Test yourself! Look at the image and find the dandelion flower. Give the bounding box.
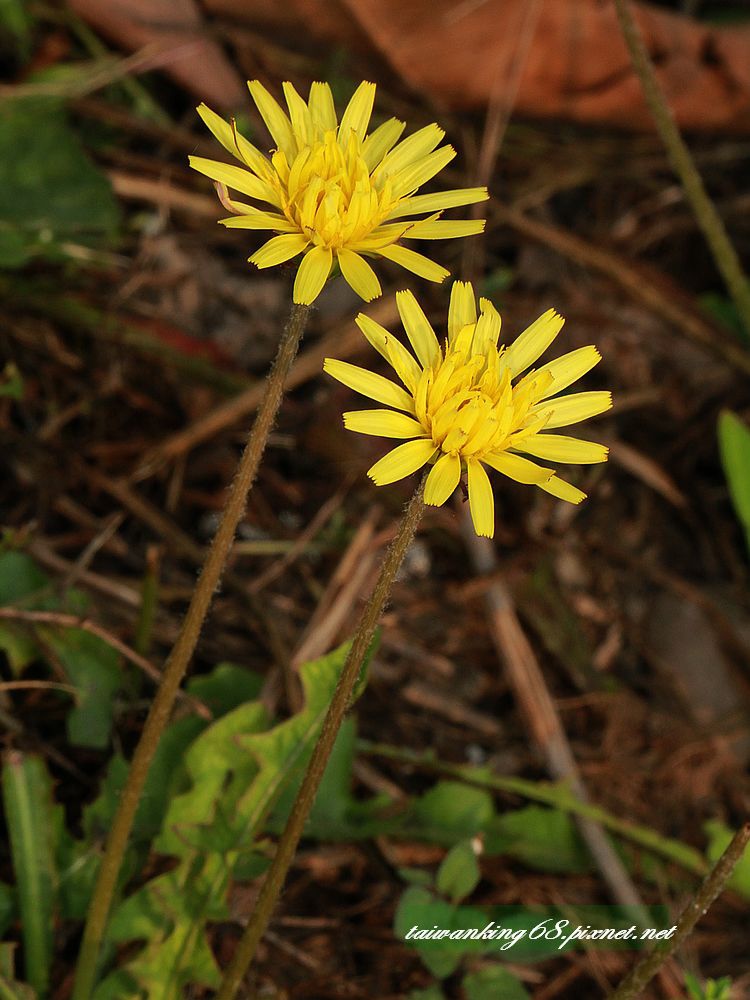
[324,282,612,537]
[189,81,488,305]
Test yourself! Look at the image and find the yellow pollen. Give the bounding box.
[422,343,536,460]
[271,129,397,250]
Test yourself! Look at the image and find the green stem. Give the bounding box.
[216,479,427,999]
[613,0,750,337]
[607,823,750,1000]
[72,301,311,1000]
[357,741,708,877]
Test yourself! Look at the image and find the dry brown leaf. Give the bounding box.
[68,0,245,107]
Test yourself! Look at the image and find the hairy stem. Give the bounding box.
[72,301,311,1000]
[608,823,750,1000]
[614,0,750,336]
[216,479,427,999]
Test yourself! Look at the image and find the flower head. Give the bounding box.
[189,81,488,305]
[324,283,612,537]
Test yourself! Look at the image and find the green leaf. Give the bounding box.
[401,782,494,845]
[0,0,33,61]
[0,551,48,604]
[718,410,750,557]
[186,662,263,717]
[704,820,750,899]
[0,624,38,677]
[0,363,23,400]
[0,884,14,938]
[1,753,56,997]
[0,100,119,269]
[484,805,590,874]
[436,840,481,904]
[463,966,530,1000]
[44,628,121,748]
[395,886,466,978]
[105,640,373,996]
[407,987,446,1000]
[684,972,733,1000]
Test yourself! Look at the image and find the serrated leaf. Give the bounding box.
[1,753,56,997]
[106,640,372,997]
[718,410,750,557]
[186,662,263,717]
[436,840,480,904]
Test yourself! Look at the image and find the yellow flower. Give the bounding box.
[324,283,612,537]
[189,81,488,305]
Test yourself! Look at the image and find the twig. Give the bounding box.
[463,0,542,283]
[493,202,750,377]
[215,479,427,999]
[132,297,399,481]
[357,740,708,878]
[0,608,209,719]
[249,484,351,594]
[107,170,220,219]
[607,823,750,1000]
[613,0,750,337]
[72,302,311,1000]
[458,507,650,921]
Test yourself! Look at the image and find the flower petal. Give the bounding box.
[188,156,280,207]
[520,434,609,464]
[395,290,441,369]
[343,409,425,438]
[537,346,602,399]
[424,452,461,506]
[355,314,421,393]
[248,80,296,158]
[249,233,308,268]
[323,359,416,412]
[404,219,485,240]
[362,118,405,170]
[337,249,382,302]
[533,391,613,428]
[376,124,445,177]
[308,81,337,131]
[540,476,587,504]
[467,459,495,538]
[220,210,298,232]
[339,81,376,141]
[391,146,456,197]
[448,282,477,340]
[483,452,553,484]
[293,245,333,304]
[378,244,449,283]
[471,300,502,355]
[368,439,437,486]
[283,81,313,146]
[387,186,489,220]
[195,104,271,178]
[504,309,565,376]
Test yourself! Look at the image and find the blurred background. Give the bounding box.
[2,1,750,998]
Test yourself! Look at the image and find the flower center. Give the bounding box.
[269,130,397,250]
[418,340,546,461]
